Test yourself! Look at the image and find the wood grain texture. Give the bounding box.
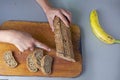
[0,21,82,77]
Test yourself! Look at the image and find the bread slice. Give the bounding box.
[41,55,53,75]
[3,51,18,68]
[53,16,75,62]
[26,54,38,72]
[32,49,44,69]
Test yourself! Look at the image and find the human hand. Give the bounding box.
[0,30,51,52]
[45,8,72,31]
[36,0,72,31]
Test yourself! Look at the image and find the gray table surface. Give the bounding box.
[0,0,120,80]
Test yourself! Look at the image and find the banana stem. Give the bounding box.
[115,40,120,44]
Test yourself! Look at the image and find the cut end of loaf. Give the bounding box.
[41,55,53,75]
[32,49,44,69]
[26,54,38,72]
[3,51,18,68]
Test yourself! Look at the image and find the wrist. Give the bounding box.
[36,0,52,13]
[43,5,52,13]
[0,30,10,43]
[0,30,16,43]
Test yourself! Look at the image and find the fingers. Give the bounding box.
[46,8,72,31]
[14,42,35,52]
[56,9,72,27]
[10,30,51,53]
[15,43,26,52]
[57,11,70,27]
[27,43,35,51]
[29,47,34,51]
[48,19,54,32]
[60,9,72,24]
[14,40,51,53]
[35,40,51,52]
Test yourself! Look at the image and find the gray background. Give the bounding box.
[0,0,120,80]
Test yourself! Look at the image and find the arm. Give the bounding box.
[36,0,51,13]
[36,0,72,31]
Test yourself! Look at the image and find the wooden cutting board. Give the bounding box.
[0,21,82,77]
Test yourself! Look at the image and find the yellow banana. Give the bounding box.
[90,9,120,44]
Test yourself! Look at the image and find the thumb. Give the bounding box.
[48,19,54,32]
[35,40,51,52]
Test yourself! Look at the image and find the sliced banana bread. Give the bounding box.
[3,51,18,68]
[32,49,44,69]
[41,55,53,75]
[26,54,38,72]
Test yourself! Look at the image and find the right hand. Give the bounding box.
[0,30,51,52]
[45,8,72,32]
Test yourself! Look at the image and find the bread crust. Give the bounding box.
[53,16,75,62]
